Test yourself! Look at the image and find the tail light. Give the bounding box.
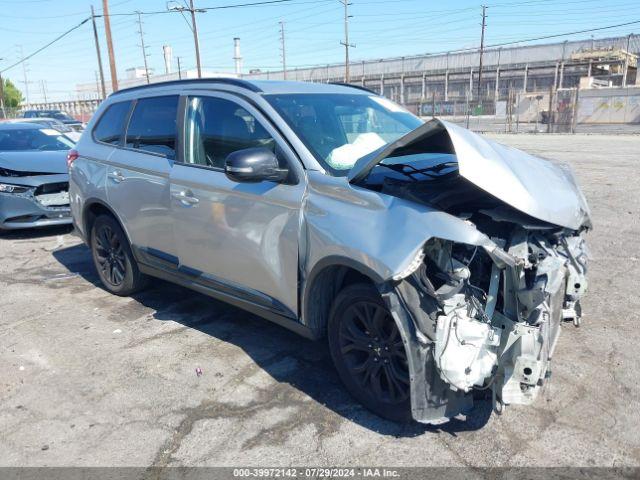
[67,149,79,168]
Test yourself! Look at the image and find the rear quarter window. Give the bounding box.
[93,101,132,145]
[125,96,179,158]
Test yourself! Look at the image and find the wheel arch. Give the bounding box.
[82,198,133,248]
[302,256,383,338]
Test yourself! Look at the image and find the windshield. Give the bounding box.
[266,93,423,175]
[0,128,75,151]
[50,112,75,122]
[34,111,74,122]
[31,119,71,132]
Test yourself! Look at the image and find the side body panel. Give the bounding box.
[69,138,113,239]
[106,148,177,261]
[170,167,304,317]
[170,91,307,317]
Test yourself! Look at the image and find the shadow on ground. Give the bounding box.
[52,242,493,437]
[0,224,73,240]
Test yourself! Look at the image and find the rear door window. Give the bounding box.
[125,96,179,158]
[93,101,132,145]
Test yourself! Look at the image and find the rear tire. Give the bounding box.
[328,283,412,422]
[90,214,147,296]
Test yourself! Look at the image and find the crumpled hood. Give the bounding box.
[348,118,591,230]
[0,150,69,175]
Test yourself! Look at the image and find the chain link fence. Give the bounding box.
[0,107,22,119]
[415,86,640,134]
[3,83,639,135]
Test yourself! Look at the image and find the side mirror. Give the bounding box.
[224,147,288,183]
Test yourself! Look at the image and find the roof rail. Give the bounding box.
[328,82,378,95]
[110,78,262,97]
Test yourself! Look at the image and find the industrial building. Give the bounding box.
[25,34,640,128]
[245,34,640,116]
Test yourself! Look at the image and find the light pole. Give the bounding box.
[0,58,5,118]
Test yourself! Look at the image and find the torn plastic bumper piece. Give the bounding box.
[379,281,473,424]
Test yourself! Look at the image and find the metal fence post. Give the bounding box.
[547,85,555,133]
[432,91,436,117]
[465,92,470,129]
[571,87,580,134]
[515,92,520,133]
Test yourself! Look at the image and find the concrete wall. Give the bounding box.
[576,87,640,124]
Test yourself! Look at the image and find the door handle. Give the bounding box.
[108,170,125,183]
[171,190,199,206]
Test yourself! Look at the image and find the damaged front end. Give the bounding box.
[383,228,588,424]
[350,119,591,423]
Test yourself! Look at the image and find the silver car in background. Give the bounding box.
[0,122,74,230]
[22,109,85,133]
[5,117,83,142]
[69,79,590,424]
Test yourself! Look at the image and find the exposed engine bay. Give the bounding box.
[352,119,590,423]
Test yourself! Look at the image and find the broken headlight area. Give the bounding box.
[386,228,589,424]
[0,183,31,194]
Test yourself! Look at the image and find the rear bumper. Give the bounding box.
[0,192,71,230]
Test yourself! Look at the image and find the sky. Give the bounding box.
[1,0,640,102]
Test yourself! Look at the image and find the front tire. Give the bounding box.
[90,214,147,296]
[328,283,412,422]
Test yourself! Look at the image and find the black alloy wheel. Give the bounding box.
[90,214,147,296]
[94,223,126,287]
[329,283,412,422]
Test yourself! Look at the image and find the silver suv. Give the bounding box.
[69,79,590,424]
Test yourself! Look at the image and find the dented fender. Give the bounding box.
[301,171,516,286]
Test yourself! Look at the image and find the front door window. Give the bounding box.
[184,96,276,169]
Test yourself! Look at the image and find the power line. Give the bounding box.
[94,0,298,17]
[347,18,640,61]
[484,18,640,49]
[0,17,90,74]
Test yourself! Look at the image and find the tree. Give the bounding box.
[2,78,24,109]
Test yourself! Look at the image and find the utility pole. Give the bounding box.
[190,0,202,78]
[477,5,487,104]
[339,0,355,83]
[102,0,119,92]
[17,45,30,108]
[623,33,632,87]
[95,71,101,99]
[91,5,107,99]
[167,1,204,78]
[177,56,182,79]
[40,80,48,104]
[0,58,5,118]
[136,12,150,84]
[279,21,287,80]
